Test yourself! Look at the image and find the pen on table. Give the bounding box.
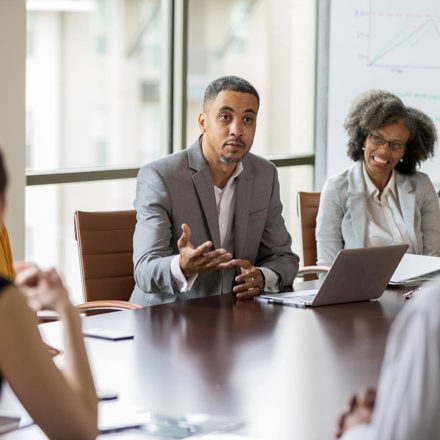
[403,288,421,300]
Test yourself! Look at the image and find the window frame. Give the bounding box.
[25,0,317,188]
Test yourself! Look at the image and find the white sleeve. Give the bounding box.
[316,177,345,267]
[341,424,371,440]
[170,255,198,292]
[259,267,279,293]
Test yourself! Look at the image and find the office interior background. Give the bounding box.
[1,0,440,303]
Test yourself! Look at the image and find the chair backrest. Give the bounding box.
[74,210,136,302]
[297,191,321,268]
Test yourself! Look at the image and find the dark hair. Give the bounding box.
[203,76,260,110]
[344,89,437,174]
[0,149,8,198]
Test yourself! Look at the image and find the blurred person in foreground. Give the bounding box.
[0,149,98,439]
[316,89,440,267]
[336,278,440,439]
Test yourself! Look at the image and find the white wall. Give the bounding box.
[0,0,26,259]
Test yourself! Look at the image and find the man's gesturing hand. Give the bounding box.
[178,223,233,279]
[232,259,265,299]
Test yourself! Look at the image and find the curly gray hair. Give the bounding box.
[344,89,437,174]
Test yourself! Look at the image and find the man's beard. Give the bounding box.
[220,154,242,164]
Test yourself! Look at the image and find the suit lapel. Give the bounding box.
[188,142,221,249]
[396,173,418,252]
[234,166,252,258]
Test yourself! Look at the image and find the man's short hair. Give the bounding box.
[203,76,260,110]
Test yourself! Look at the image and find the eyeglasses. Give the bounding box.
[368,132,406,152]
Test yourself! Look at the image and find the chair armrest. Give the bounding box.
[297,265,330,277]
[75,300,142,312]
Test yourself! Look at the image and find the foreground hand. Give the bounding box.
[178,224,233,278]
[231,259,264,299]
[335,387,376,438]
[16,266,70,313]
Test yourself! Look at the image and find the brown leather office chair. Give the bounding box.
[74,210,142,312]
[296,191,329,280]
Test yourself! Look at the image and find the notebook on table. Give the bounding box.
[389,253,440,285]
[257,244,408,308]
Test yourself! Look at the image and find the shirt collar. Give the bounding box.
[223,161,243,190]
[214,161,243,192]
[231,161,244,179]
[362,162,396,198]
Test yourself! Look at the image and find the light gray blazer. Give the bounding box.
[130,140,299,306]
[316,161,440,267]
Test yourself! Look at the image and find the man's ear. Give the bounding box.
[198,112,206,133]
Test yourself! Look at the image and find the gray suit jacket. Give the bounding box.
[130,140,299,306]
[316,161,440,267]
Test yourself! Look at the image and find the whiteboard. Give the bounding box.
[327,0,440,188]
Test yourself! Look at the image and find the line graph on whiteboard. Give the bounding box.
[366,0,440,69]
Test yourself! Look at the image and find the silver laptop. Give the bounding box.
[258,244,408,308]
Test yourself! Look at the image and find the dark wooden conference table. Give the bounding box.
[3,281,413,439]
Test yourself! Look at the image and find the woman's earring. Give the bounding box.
[362,147,365,151]
[400,158,404,162]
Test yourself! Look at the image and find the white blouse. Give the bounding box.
[363,164,414,253]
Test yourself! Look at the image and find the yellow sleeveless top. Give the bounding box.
[0,225,15,279]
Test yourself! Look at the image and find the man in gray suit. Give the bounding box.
[130,76,299,306]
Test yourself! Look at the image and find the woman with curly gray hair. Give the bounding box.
[316,89,440,267]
